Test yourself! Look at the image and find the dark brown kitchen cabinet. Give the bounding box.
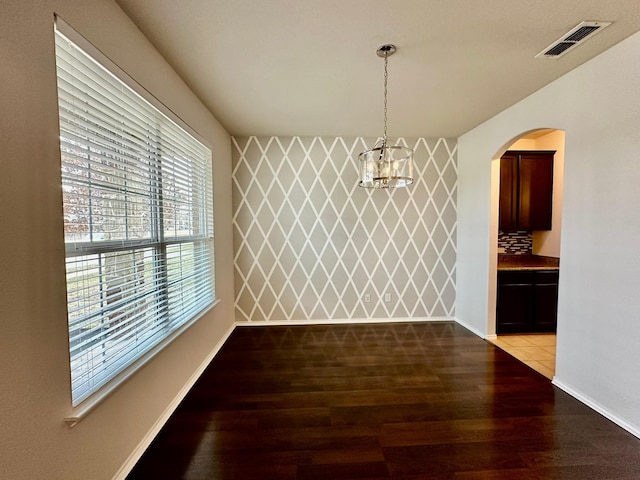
[533,271,559,332]
[499,151,554,230]
[496,269,558,334]
[496,271,534,333]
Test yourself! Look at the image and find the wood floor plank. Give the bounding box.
[127,322,640,479]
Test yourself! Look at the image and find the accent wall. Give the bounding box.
[232,136,457,322]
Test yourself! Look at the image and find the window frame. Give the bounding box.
[55,17,217,422]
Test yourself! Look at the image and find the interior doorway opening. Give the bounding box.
[486,128,565,379]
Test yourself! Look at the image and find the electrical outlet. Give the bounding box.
[384,293,392,303]
[364,293,371,303]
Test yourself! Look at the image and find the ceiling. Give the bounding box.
[115,0,640,138]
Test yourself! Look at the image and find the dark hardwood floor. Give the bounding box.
[127,322,640,479]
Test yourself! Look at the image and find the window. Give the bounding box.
[55,24,215,406]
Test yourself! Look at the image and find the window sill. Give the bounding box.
[64,299,220,428]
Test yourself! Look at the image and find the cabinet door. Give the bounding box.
[496,271,534,334]
[499,154,518,230]
[533,271,559,332]
[518,153,554,230]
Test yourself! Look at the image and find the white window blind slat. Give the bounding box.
[56,70,159,150]
[55,26,215,406]
[58,109,155,162]
[56,84,156,148]
[56,52,160,133]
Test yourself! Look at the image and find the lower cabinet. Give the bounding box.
[497,270,558,334]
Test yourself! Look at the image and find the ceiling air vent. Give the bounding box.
[536,21,612,59]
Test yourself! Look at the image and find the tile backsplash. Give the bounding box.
[498,230,532,254]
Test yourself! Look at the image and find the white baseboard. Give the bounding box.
[453,317,486,339]
[113,323,236,480]
[234,317,455,327]
[552,377,640,440]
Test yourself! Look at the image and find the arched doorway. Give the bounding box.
[486,128,565,379]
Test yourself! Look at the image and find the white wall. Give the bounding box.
[457,31,640,435]
[0,1,234,479]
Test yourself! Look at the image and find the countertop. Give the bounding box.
[497,254,560,271]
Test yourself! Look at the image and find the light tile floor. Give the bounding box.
[489,334,556,379]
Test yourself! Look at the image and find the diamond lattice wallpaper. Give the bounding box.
[232,136,457,322]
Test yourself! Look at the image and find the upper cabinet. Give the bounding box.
[499,150,555,230]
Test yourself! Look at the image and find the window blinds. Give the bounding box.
[55,27,215,405]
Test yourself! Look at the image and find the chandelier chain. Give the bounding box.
[383,52,388,145]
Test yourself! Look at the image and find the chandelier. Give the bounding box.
[358,44,414,188]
